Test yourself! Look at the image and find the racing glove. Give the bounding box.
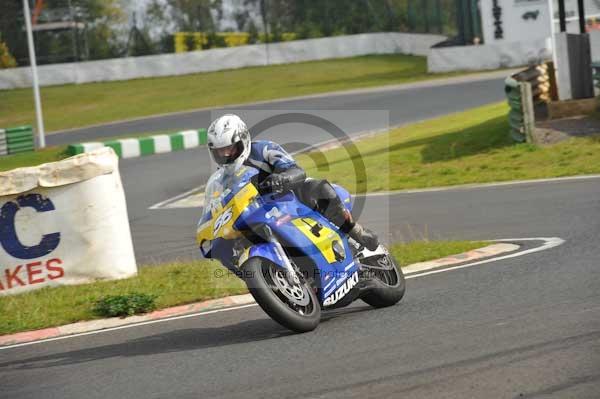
[259,167,306,194]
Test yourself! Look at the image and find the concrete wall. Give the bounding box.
[428,38,552,73]
[0,32,445,90]
[428,32,600,74]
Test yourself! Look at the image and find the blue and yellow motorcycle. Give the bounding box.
[197,166,405,332]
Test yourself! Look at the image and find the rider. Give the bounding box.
[206,114,379,251]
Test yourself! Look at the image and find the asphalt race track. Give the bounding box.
[1,177,599,398]
[2,75,599,398]
[46,72,508,146]
[55,73,508,264]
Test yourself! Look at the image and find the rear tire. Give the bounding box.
[242,257,321,333]
[361,252,406,308]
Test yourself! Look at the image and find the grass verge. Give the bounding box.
[0,146,70,172]
[0,55,468,132]
[0,240,485,335]
[297,102,600,193]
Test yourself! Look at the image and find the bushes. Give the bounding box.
[93,292,157,317]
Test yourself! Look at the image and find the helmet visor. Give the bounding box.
[211,141,244,165]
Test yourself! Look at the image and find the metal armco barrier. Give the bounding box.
[0,126,35,155]
[505,78,535,143]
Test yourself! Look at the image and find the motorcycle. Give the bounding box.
[197,165,405,332]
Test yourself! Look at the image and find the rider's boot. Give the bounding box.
[340,210,380,251]
[347,223,380,251]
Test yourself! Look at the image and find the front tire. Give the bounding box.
[361,252,406,308]
[242,257,321,333]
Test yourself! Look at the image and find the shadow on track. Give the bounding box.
[0,305,373,371]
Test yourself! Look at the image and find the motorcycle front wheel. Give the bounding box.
[242,257,321,333]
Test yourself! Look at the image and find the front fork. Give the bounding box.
[235,224,301,286]
[270,236,302,285]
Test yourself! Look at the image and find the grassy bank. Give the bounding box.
[298,102,600,193]
[0,240,485,335]
[0,145,70,172]
[0,55,465,133]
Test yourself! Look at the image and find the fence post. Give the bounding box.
[520,82,535,144]
[505,77,525,142]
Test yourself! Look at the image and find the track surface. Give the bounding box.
[101,75,505,264]
[1,178,599,398]
[2,76,599,398]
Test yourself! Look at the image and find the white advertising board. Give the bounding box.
[0,148,137,296]
[481,0,553,44]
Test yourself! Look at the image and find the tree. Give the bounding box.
[161,0,222,32]
[247,20,259,44]
[145,0,224,50]
[145,0,176,53]
[0,0,125,64]
[125,12,155,57]
[233,9,250,31]
[0,0,28,65]
[0,33,17,68]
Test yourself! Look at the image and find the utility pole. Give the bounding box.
[23,0,46,148]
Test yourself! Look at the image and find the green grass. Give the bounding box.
[0,145,70,172]
[0,260,247,335]
[297,102,600,193]
[0,55,466,132]
[390,240,487,266]
[0,240,485,335]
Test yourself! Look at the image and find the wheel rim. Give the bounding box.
[267,264,312,311]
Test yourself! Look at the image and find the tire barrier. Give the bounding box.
[504,63,554,143]
[505,77,535,143]
[511,63,552,104]
[0,126,35,156]
[0,147,137,296]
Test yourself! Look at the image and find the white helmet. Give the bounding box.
[207,114,251,174]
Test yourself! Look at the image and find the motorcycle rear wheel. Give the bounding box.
[361,252,406,308]
[242,257,321,333]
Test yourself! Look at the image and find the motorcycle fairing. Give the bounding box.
[197,165,361,304]
[240,195,359,303]
[238,243,285,269]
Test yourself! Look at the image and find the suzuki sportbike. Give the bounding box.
[197,166,405,332]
